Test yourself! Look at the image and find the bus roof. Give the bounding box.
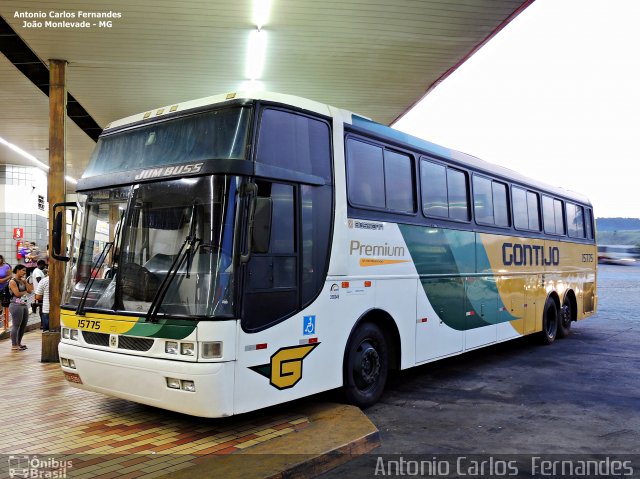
[103,91,592,207]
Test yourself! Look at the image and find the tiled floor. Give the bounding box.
[1,329,310,478]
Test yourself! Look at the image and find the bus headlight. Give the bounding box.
[165,341,178,355]
[62,328,70,339]
[61,358,69,367]
[181,380,196,392]
[166,377,181,389]
[70,329,79,341]
[180,342,195,356]
[202,342,223,359]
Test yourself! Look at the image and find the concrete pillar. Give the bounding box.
[42,59,67,362]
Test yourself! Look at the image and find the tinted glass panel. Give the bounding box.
[542,195,555,233]
[257,109,331,181]
[347,139,385,208]
[421,160,447,218]
[301,184,332,306]
[448,168,469,221]
[270,184,295,253]
[85,107,251,177]
[492,182,509,227]
[567,203,585,238]
[585,208,593,239]
[512,187,528,230]
[527,191,540,231]
[554,199,565,235]
[473,176,494,224]
[384,150,414,212]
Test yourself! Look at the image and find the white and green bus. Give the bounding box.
[55,92,597,417]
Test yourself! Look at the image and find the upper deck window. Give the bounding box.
[473,175,509,227]
[566,202,586,238]
[542,195,566,235]
[256,109,332,182]
[512,186,540,231]
[420,159,469,221]
[346,138,415,213]
[84,106,251,178]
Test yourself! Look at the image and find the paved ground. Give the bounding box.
[319,264,640,477]
[2,264,638,478]
[1,330,377,479]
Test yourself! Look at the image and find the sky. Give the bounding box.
[394,0,640,219]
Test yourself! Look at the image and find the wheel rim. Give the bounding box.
[561,303,571,328]
[546,305,557,337]
[353,340,380,390]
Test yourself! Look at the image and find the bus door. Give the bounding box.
[524,274,542,334]
[415,278,464,362]
[465,276,498,349]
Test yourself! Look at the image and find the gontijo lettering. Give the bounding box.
[502,242,560,266]
[350,240,405,257]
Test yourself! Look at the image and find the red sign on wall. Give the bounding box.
[13,227,24,240]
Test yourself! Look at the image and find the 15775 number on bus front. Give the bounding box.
[77,319,101,330]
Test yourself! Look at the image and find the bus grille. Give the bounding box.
[81,331,154,351]
[118,336,154,351]
[82,331,110,347]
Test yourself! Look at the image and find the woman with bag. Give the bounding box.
[9,264,33,351]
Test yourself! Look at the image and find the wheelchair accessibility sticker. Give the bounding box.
[303,315,316,335]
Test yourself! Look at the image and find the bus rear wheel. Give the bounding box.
[343,322,388,409]
[557,297,573,338]
[539,297,558,345]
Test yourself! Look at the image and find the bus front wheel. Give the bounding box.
[539,297,558,345]
[343,322,388,409]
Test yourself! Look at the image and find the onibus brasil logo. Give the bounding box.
[8,455,73,478]
[250,343,320,390]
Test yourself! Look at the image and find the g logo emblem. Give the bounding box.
[250,343,320,390]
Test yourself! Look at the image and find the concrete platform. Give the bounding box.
[1,329,379,478]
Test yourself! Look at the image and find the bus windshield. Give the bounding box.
[83,106,251,177]
[64,175,239,318]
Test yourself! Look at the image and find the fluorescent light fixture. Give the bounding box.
[0,136,49,170]
[0,136,79,184]
[239,80,265,92]
[253,0,272,30]
[246,28,267,80]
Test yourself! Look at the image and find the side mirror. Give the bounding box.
[51,202,77,261]
[252,197,272,254]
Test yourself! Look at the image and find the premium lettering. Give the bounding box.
[502,242,560,266]
[350,240,405,257]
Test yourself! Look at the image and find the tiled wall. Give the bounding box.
[0,165,49,267]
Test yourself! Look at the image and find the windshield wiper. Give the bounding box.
[146,205,200,323]
[76,242,113,316]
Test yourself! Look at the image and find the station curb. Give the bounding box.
[162,402,380,479]
[0,316,41,340]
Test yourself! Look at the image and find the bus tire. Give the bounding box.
[539,297,558,345]
[557,297,572,338]
[343,322,388,409]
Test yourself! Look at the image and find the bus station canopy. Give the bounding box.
[0,0,532,183]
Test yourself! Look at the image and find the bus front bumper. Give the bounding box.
[58,342,235,418]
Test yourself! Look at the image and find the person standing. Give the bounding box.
[0,255,11,318]
[30,260,46,320]
[35,274,50,332]
[9,264,33,351]
[24,241,39,276]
